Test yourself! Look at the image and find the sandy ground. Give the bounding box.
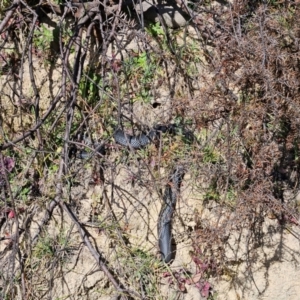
[1,16,300,300]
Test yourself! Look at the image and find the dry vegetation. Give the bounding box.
[1,0,300,299]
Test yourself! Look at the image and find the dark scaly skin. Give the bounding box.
[77,144,106,159]
[113,125,186,263]
[158,166,185,263]
[79,125,186,263]
[157,185,174,263]
[78,124,194,157]
[113,129,156,148]
[113,124,182,149]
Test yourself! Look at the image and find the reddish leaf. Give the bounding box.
[200,281,211,298]
[3,157,15,172]
[289,217,299,225]
[178,281,186,292]
[8,210,15,218]
[162,272,171,278]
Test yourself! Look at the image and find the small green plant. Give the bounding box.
[237,91,253,105]
[124,51,159,103]
[186,62,198,77]
[79,72,102,103]
[33,230,74,263]
[146,22,177,53]
[19,185,31,202]
[267,0,287,8]
[133,52,155,76]
[277,11,295,30]
[33,24,54,51]
[204,187,220,202]
[122,248,161,298]
[33,235,55,259]
[202,146,222,164]
[0,0,11,16]
[147,22,165,38]
[225,187,237,207]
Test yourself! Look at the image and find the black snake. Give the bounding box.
[75,124,189,263]
[113,124,179,148]
[157,166,184,263]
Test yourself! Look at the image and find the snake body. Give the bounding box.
[76,144,106,160]
[77,124,187,263]
[158,166,185,263]
[113,126,186,262]
[113,128,156,148]
[113,124,178,148]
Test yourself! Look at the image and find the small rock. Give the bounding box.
[135,2,190,29]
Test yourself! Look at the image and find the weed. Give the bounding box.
[33,235,55,259]
[33,24,54,51]
[123,51,160,103]
[202,146,222,164]
[120,248,161,299]
[33,229,74,264]
[79,72,103,103]
[267,0,288,8]
[147,22,165,38]
[204,185,220,202]
[225,187,237,207]
[0,0,11,15]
